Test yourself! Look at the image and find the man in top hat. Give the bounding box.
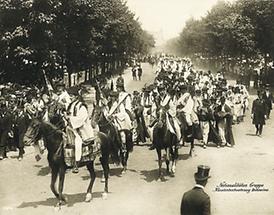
[181,165,211,215]
[262,84,273,119]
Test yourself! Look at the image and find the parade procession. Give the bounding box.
[1,0,274,215]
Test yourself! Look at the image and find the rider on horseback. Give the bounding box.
[177,85,199,139]
[66,87,95,173]
[149,85,181,150]
[107,83,133,131]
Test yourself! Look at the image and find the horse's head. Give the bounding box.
[157,107,166,128]
[23,118,42,146]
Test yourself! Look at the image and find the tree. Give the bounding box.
[0,0,155,84]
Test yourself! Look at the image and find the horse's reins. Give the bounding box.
[97,110,115,127]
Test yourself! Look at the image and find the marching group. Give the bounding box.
[1,55,273,164]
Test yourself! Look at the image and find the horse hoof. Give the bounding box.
[122,169,126,174]
[55,202,62,210]
[102,192,108,200]
[85,193,92,202]
[172,166,176,173]
[170,170,175,176]
[61,196,68,203]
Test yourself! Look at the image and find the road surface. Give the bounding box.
[1,63,274,215]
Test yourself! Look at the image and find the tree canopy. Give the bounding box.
[0,0,155,84]
[172,0,274,61]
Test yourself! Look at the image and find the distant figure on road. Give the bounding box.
[137,64,143,81]
[262,84,273,119]
[132,66,137,80]
[180,165,211,215]
[252,90,267,136]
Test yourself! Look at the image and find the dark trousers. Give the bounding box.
[255,124,263,135]
[0,130,9,158]
[266,107,271,119]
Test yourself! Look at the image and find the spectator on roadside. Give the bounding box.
[180,165,211,215]
[252,90,267,136]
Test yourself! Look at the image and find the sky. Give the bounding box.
[126,0,235,45]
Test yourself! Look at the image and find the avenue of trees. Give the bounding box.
[0,0,155,85]
[167,0,274,69]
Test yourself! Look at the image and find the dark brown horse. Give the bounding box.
[152,108,178,180]
[23,118,117,208]
[92,105,133,174]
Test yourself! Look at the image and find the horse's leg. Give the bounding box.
[100,156,109,199]
[156,148,162,180]
[122,151,129,174]
[189,139,194,157]
[57,166,67,205]
[121,146,128,174]
[50,167,59,199]
[171,146,177,175]
[165,148,170,175]
[85,161,95,202]
[120,131,128,174]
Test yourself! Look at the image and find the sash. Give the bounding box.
[108,93,129,116]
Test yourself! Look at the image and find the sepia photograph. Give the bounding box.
[0,0,274,214]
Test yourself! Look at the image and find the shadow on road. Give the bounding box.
[17,192,104,208]
[81,167,137,181]
[177,154,190,161]
[37,166,51,176]
[245,133,257,136]
[140,169,169,183]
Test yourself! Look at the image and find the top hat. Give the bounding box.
[194,165,211,181]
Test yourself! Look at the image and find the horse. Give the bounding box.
[23,117,118,208]
[152,108,178,180]
[92,105,133,174]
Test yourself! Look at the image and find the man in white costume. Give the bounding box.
[56,83,71,110]
[108,83,133,131]
[177,87,198,127]
[161,88,181,144]
[66,88,94,173]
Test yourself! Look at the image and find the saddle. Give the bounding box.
[63,127,101,167]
